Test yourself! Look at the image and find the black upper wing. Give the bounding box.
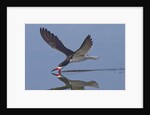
[40,28,74,56]
[73,35,93,56]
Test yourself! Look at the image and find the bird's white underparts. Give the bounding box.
[40,27,99,73]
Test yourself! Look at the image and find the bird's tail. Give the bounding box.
[88,56,100,60]
[86,81,99,88]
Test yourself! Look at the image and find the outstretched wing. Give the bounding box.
[74,35,93,56]
[40,28,74,56]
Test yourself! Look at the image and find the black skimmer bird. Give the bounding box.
[51,73,99,90]
[40,28,99,73]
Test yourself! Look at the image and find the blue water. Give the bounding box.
[25,24,125,90]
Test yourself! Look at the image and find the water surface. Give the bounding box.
[25,24,125,90]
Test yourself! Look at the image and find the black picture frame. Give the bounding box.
[1,0,148,112]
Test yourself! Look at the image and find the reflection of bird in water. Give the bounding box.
[40,28,99,73]
[50,73,99,90]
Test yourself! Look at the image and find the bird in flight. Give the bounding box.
[40,27,99,73]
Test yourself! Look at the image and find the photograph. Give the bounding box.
[25,24,125,90]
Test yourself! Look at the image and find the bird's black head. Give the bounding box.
[58,56,72,67]
[58,60,69,67]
